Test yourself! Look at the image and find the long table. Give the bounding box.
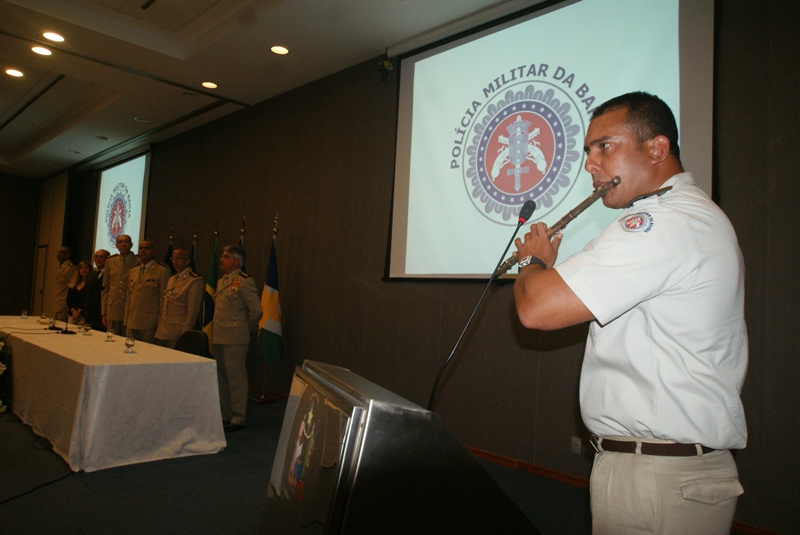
[1,316,226,472]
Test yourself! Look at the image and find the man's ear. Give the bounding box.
[648,135,671,163]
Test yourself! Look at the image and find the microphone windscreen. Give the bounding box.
[518,200,536,224]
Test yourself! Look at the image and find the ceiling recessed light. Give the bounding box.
[5,69,23,77]
[201,82,218,89]
[134,116,150,123]
[32,46,52,56]
[271,45,289,55]
[43,32,65,42]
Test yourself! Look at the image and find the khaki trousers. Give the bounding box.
[126,327,156,344]
[590,448,743,534]
[213,344,249,425]
[107,320,126,336]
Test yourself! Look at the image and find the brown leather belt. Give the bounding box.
[595,437,715,457]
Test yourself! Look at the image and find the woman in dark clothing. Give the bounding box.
[67,261,91,322]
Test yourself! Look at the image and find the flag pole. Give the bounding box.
[201,226,218,356]
[165,227,176,274]
[250,213,281,404]
[190,226,197,272]
[239,216,247,272]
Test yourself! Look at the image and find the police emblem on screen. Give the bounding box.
[105,182,131,244]
[458,82,585,225]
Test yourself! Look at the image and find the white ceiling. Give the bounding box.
[0,0,541,180]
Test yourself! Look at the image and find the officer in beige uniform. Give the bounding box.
[125,240,171,344]
[213,244,262,432]
[155,248,203,348]
[102,235,141,335]
[52,246,77,321]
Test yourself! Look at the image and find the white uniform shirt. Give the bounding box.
[556,173,748,450]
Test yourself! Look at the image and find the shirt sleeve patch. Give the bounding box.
[620,211,654,233]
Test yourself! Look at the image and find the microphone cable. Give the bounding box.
[426,201,535,411]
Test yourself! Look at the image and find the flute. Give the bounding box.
[494,176,621,277]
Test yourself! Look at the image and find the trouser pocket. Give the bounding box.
[680,476,744,505]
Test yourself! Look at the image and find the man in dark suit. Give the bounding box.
[84,249,110,331]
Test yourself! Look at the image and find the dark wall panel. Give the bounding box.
[715,1,800,532]
[0,175,40,314]
[64,170,100,265]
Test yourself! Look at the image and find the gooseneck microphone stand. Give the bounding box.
[47,305,77,334]
[48,305,68,331]
[426,201,535,411]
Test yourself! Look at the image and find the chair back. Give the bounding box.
[174,330,209,358]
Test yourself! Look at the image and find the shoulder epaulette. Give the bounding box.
[626,186,673,208]
[240,272,250,278]
[189,271,199,278]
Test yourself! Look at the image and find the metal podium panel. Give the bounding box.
[261,360,540,534]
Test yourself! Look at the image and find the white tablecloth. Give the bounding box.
[1,317,226,472]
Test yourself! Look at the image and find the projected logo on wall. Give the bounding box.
[105,182,132,244]
[460,82,585,225]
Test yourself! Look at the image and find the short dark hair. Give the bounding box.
[592,91,681,162]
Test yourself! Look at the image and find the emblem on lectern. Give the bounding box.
[287,393,318,500]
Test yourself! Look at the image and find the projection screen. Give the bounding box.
[92,153,150,255]
[389,0,713,279]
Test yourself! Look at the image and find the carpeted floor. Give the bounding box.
[0,400,591,534]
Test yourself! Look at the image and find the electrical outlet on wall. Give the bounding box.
[570,435,583,455]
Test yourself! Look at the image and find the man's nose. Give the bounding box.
[584,152,599,174]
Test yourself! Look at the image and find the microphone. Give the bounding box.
[518,200,536,223]
[49,305,77,334]
[47,305,68,330]
[61,318,77,334]
[493,200,536,277]
[427,201,536,411]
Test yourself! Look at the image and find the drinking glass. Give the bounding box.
[124,338,136,353]
[105,331,114,342]
[21,309,28,318]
